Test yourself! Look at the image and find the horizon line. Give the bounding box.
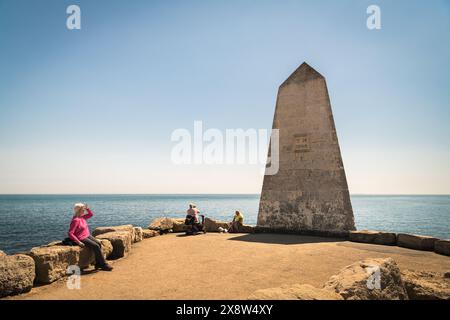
[0,193,449,196]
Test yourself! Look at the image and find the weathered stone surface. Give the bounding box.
[248,284,342,300]
[29,239,114,284]
[96,231,132,259]
[402,270,450,300]
[257,63,355,235]
[172,218,190,233]
[142,229,160,238]
[238,225,256,233]
[29,245,79,284]
[205,217,229,232]
[349,230,397,245]
[92,224,135,241]
[397,233,438,251]
[324,258,408,300]
[133,227,143,242]
[149,217,175,231]
[0,254,35,298]
[0,250,5,258]
[434,239,450,256]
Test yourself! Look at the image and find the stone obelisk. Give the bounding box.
[257,62,355,236]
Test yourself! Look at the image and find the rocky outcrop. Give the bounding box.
[248,284,342,300]
[397,233,438,251]
[349,230,397,245]
[149,217,175,231]
[204,218,229,232]
[0,254,35,298]
[96,231,132,259]
[133,227,143,243]
[0,250,6,258]
[324,258,408,300]
[401,270,450,300]
[142,229,160,238]
[434,239,450,256]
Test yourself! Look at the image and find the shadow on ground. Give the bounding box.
[228,233,344,245]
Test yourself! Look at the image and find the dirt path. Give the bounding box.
[10,233,450,300]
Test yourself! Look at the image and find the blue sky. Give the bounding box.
[0,0,449,194]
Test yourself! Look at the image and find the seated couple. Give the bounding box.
[185,203,206,235]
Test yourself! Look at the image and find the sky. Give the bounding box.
[0,0,449,194]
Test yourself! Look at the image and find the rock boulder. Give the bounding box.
[133,227,143,242]
[204,217,229,232]
[397,233,438,251]
[29,245,79,284]
[172,218,190,233]
[96,231,132,259]
[401,270,450,300]
[324,258,408,300]
[434,239,450,256]
[349,230,397,245]
[148,217,175,231]
[0,254,35,298]
[142,229,160,238]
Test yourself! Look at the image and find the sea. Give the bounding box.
[0,194,449,254]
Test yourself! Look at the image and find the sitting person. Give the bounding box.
[186,203,200,224]
[68,203,113,271]
[228,210,244,233]
[185,203,205,234]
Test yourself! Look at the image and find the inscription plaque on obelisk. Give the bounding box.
[257,62,355,236]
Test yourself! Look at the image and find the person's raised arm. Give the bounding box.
[82,206,93,220]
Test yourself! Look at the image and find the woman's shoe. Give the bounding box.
[99,264,113,271]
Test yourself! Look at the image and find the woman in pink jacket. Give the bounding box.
[68,203,113,271]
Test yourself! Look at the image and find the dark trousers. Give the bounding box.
[81,235,107,267]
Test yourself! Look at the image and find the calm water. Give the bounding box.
[0,194,449,254]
